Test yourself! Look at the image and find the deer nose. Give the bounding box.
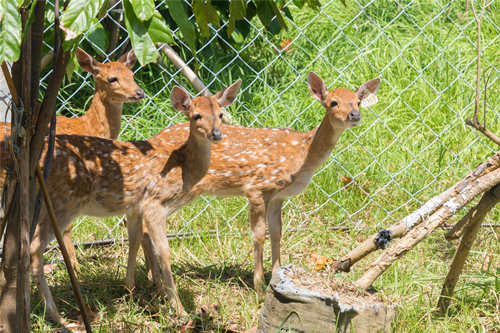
[348,110,361,122]
[210,128,223,142]
[135,89,144,99]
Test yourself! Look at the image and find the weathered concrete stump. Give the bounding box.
[259,265,396,332]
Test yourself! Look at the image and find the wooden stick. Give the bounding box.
[354,166,500,290]
[334,152,500,272]
[437,185,500,312]
[444,205,476,241]
[157,43,236,124]
[35,166,92,332]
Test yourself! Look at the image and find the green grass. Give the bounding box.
[33,0,500,331]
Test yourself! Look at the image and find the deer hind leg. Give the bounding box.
[62,223,80,274]
[30,211,71,326]
[144,208,186,316]
[267,199,283,274]
[124,212,143,292]
[142,233,161,287]
[248,194,267,295]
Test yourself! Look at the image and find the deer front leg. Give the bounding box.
[267,199,283,274]
[249,195,267,295]
[144,209,186,317]
[125,213,143,292]
[63,223,80,274]
[30,218,67,326]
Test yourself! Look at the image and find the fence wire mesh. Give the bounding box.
[9,0,500,250]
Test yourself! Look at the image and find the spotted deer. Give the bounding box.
[25,80,241,326]
[0,47,144,266]
[138,72,380,294]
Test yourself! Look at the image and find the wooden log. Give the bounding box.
[355,166,500,290]
[259,265,396,333]
[334,152,500,273]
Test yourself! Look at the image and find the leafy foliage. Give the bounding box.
[0,0,321,67]
[0,0,22,62]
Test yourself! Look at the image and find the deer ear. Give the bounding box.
[215,79,242,107]
[170,86,191,113]
[308,72,328,102]
[76,48,100,75]
[356,78,380,108]
[118,49,137,69]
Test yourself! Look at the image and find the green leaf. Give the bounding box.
[66,49,78,82]
[130,0,154,21]
[44,5,54,24]
[193,0,219,38]
[167,0,196,52]
[123,0,158,65]
[256,1,273,27]
[87,21,108,53]
[269,0,287,31]
[0,0,6,24]
[227,0,245,38]
[61,0,106,40]
[147,10,174,44]
[25,0,38,29]
[292,0,305,8]
[0,0,22,62]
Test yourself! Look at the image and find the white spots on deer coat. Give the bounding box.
[291,140,299,146]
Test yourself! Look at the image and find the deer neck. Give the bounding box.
[180,129,212,191]
[299,116,345,175]
[83,89,123,139]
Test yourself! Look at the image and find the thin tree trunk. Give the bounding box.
[437,185,500,312]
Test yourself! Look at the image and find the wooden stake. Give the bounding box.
[35,166,92,332]
[437,185,500,312]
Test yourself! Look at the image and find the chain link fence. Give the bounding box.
[24,0,500,251]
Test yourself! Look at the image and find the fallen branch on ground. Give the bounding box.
[354,165,500,290]
[334,152,500,273]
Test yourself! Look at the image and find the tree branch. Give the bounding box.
[465,0,499,146]
[437,184,500,312]
[334,152,500,273]
[354,167,500,290]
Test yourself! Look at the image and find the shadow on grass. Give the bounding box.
[30,260,197,329]
[174,260,272,291]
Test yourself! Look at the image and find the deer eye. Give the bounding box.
[330,100,338,107]
[194,114,202,120]
[219,113,224,119]
[108,77,118,83]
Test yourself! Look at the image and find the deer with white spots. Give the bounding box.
[139,72,380,294]
[0,48,143,246]
[20,80,241,325]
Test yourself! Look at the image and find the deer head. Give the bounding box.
[170,80,242,143]
[308,72,380,129]
[76,48,144,103]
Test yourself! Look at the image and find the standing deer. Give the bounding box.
[25,80,241,325]
[138,72,380,294]
[0,48,143,267]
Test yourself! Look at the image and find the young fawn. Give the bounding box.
[0,48,143,263]
[26,81,241,325]
[139,72,380,294]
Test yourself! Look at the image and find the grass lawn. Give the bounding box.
[32,0,499,331]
